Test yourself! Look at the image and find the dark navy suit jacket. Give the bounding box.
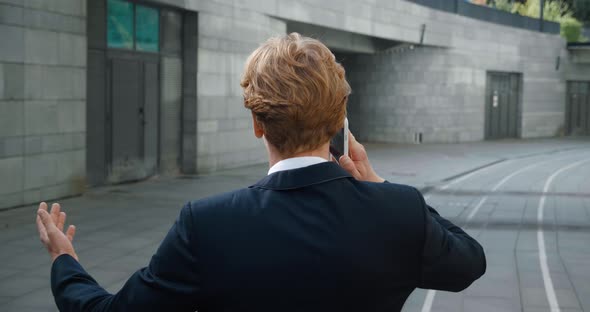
[51,162,486,311]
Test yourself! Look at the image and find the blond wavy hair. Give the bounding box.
[240,33,351,157]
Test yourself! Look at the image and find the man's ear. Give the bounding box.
[252,113,264,138]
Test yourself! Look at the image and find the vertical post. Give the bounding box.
[540,0,545,32]
[419,24,426,45]
[181,12,198,174]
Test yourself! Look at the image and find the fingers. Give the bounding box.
[38,209,57,235]
[39,202,48,213]
[38,201,75,237]
[339,155,361,180]
[37,202,49,243]
[66,225,76,242]
[57,212,66,232]
[347,131,367,161]
[50,203,61,226]
[36,214,49,244]
[349,131,359,145]
[347,130,355,150]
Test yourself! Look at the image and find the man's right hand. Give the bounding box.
[36,202,78,262]
[339,132,385,183]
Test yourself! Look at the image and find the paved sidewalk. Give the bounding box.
[0,138,588,311]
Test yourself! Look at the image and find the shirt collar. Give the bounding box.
[252,162,352,191]
[268,156,328,175]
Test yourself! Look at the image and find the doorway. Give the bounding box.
[485,72,521,140]
[566,81,590,136]
[106,52,159,182]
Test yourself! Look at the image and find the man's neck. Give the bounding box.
[267,143,330,169]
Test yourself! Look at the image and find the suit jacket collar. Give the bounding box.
[250,162,353,190]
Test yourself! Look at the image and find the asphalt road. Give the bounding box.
[0,138,589,311]
[401,148,590,312]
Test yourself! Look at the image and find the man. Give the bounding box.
[36,33,486,311]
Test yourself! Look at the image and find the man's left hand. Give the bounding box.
[36,202,78,262]
[339,131,385,183]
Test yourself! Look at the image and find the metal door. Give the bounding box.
[566,81,590,135]
[485,72,520,139]
[109,58,142,182]
[107,54,159,183]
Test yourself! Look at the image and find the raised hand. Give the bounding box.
[36,202,78,262]
[338,131,385,183]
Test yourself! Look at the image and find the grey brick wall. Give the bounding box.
[564,50,590,81]
[2,0,586,209]
[186,1,287,172]
[0,0,86,209]
[342,37,567,143]
[341,47,488,143]
[178,0,571,156]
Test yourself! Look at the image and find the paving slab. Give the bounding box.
[1,138,590,311]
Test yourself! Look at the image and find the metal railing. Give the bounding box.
[406,0,560,34]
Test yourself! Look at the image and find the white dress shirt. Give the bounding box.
[267,156,328,175]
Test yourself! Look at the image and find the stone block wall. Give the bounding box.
[0,0,86,208]
[520,37,567,138]
[186,1,287,172]
[564,50,590,81]
[341,47,487,143]
[0,0,576,209]
[343,27,565,143]
[180,0,568,155]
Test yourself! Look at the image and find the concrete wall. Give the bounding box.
[0,0,86,208]
[342,47,487,143]
[343,31,565,143]
[177,0,568,162]
[78,0,572,172]
[0,0,578,209]
[186,2,287,172]
[565,49,590,81]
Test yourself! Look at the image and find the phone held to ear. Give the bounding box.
[329,117,349,161]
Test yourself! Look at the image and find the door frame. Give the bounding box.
[88,0,193,185]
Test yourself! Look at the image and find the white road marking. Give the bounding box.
[418,152,587,312]
[537,159,590,312]
[465,161,543,220]
[439,162,507,191]
[420,289,436,312]
[423,162,504,202]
